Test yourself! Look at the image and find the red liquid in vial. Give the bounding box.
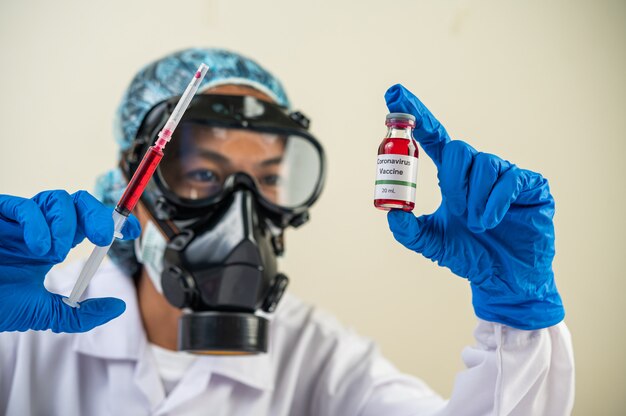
[374,137,419,211]
[116,146,164,216]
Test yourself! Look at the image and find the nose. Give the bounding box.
[223,172,258,194]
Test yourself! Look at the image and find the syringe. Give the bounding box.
[63,63,209,308]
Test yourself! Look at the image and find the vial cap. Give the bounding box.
[386,112,416,122]
[386,112,416,127]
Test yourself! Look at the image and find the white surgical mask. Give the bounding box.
[135,219,167,294]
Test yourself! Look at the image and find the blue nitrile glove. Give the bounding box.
[0,190,141,333]
[385,84,564,330]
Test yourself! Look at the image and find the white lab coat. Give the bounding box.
[0,261,575,416]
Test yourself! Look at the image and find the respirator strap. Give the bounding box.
[145,200,180,241]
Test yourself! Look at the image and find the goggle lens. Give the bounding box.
[158,121,322,209]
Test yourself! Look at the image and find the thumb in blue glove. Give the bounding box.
[384,84,564,330]
[0,190,141,333]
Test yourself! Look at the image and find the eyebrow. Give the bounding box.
[185,149,231,166]
[258,156,283,167]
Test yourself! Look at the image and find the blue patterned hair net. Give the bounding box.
[113,48,290,152]
[95,48,290,276]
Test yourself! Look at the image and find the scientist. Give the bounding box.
[0,48,574,415]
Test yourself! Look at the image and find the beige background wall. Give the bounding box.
[1,0,624,413]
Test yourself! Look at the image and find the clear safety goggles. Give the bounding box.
[132,94,326,215]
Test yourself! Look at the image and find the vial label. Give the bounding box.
[374,154,418,201]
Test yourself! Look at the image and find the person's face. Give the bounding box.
[158,85,287,204]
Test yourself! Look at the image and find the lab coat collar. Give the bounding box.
[203,350,275,391]
[71,262,275,392]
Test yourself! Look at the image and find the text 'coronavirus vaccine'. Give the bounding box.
[374,113,419,211]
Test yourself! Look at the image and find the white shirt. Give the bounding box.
[149,343,197,395]
[0,261,574,415]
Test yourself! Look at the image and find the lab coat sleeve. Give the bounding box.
[428,320,574,416]
[311,320,574,416]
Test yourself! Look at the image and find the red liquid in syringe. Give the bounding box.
[116,146,164,216]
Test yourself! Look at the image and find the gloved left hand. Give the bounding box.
[384,84,564,330]
[0,190,141,333]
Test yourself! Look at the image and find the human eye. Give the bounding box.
[260,174,282,187]
[185,169,220,183]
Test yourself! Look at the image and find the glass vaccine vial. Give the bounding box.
[374,113,419,211]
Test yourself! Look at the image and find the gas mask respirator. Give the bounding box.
[123,94,325,354]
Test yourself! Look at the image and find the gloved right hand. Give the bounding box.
[0,190,141,333]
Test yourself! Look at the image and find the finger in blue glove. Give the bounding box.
[385,83,450,168]
[0,195,51,256]
[71,190,141,247]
